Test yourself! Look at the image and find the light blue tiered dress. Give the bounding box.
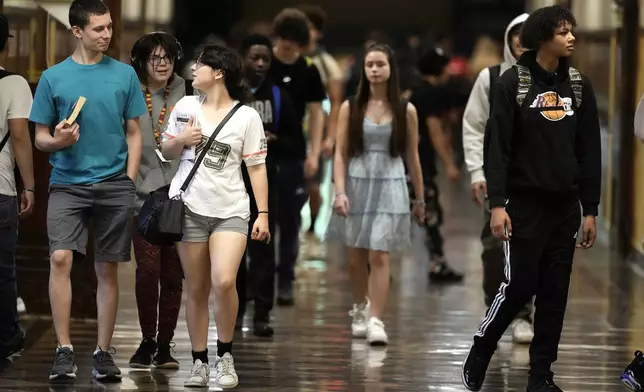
[326,118,411,252]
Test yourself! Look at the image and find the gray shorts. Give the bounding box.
[182,208,249,242]
[47,172,135,262]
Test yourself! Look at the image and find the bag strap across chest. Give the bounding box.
[514,64,583,108]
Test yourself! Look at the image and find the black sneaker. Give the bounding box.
[253,313,274,338]
[277,281,294,306]
[153,341,179,369]
[526,375,564,392]
[49,347,77,381]
[92,347,122,382]
[0,327,25,359]
[128,338,156,369]
[429,261,464,283]
[461,345,491,391]
[622,350,644,391]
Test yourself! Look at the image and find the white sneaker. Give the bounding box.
[184,359,210,388]
[511,319,534,344]
[215,353,238,388]
[349,299,370,338]
[366,317,388,345]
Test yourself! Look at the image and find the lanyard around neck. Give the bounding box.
[145,85,171,148]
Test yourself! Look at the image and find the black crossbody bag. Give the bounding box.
[137,102,244,245]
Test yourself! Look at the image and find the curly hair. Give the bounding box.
[272,8,310,47]
[520,5,576,50]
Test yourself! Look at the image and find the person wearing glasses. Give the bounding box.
[127,31,188,370]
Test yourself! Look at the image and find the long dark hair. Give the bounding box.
[196,44,252,104]
[348,43,407,158]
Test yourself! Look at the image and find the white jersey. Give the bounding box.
[162,96,267,219]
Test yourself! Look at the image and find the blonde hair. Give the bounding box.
[468,36,502,79]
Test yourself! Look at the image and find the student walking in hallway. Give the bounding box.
[127,31,188,370]
[29,0,146,382]
[461,5,601,392]
[462,12,534,344]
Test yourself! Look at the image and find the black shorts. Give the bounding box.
[47,172,136,262]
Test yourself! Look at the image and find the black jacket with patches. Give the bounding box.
[485,50,601,216]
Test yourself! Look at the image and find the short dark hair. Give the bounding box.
[130,32,182,83]
[296,4,327,32]
[416,46,450,77]
[239,33,273,56]
[196,44,252,104]
[69,0,110,29]
[272,8,310,47]
[520,5,576,50]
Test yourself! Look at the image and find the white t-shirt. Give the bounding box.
[0,69,33,196]
[162,96,267,219]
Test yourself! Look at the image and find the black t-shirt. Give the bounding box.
[247,80,302,164]
[269,56,326,124]
[409,81,451,180]
[243,80,301,192]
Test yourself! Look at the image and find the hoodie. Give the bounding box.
[134,74,187,213]
[485,50,602,217]
[462,13,529,184]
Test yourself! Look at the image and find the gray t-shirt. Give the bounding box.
[0,69,33,196]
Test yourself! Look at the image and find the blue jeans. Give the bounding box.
[0,195,20,341]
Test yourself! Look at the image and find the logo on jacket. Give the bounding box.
[528,91,574,122]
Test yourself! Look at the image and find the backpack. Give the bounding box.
[514,64,583,109]
[482,64,584,179]
[271,85,281,130]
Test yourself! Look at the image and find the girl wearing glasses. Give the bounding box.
[128,31,187,370]
[162,44,270,388]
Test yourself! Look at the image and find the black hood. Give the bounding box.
[517,50,571,86]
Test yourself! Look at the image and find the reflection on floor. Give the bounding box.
[0,174,640,391]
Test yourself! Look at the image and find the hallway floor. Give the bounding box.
[0,174,640,391]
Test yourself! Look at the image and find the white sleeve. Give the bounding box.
[462,67,491,184]
[7,76,33,120]
[635,94,644,142]
[162,99,183,142]
[242,108,267,166]
[162,97,197,159]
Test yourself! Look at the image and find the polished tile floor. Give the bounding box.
[0,175,641,391]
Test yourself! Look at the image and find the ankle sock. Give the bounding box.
[58,344,73,352]
[192,349,208,364]
[216,340,232,358]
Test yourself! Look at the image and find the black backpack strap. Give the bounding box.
[568,67,583,108]
[0,71,13,153]
[178,102,243,193]
[487,64,501,110]
[515,64,532,108]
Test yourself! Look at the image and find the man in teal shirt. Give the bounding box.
[29,0,146,383]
